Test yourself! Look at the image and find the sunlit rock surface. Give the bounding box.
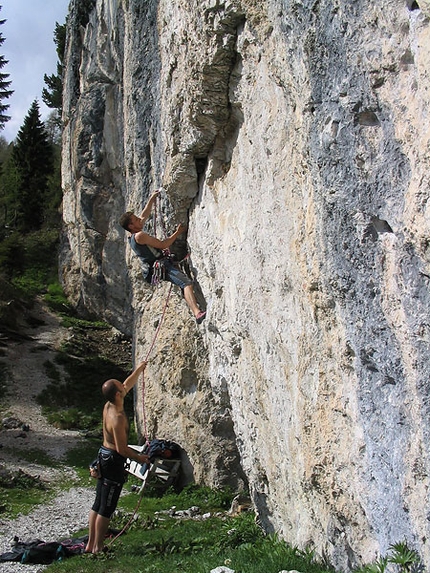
[61,0,430,569]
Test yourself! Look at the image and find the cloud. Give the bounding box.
[1,0,69,142]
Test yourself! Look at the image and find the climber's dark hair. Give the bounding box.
[119,211,134,231]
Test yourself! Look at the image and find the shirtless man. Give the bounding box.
[85,361,150,554]
[119,191,206,324]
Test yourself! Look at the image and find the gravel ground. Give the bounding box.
[0,487,95,573]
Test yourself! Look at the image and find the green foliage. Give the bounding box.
[44,141,62,221]
[6,229,60,296]
[43,21,66,138]
[44,281,74,314]
[0,21,62,307]
[388,541,421,572]
[0,486,50,520]
[44,486,334,573]
[0,273,30,332]
[0,228,58,313]
[0,143,20,227]
[173,483,235,510]
[65,440,102,484]
[21,228,59,269]
[355,559,388,573]
[59,316,110,332]
[2,446,58,469]
[0,468,46,490]
[12,100,55,230]
[0,464,50,519]
[43,63,63,111]
[45,407,101,432]
[0,231,25,276]
[355,541,424,573]
[216,511,263,549]
[37,350,129,431]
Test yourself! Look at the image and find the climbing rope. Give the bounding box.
[106,493,145,548]
[140,281,173,445]
[107,191,175,549]
[106,282,173,549]
[153,186,170,240]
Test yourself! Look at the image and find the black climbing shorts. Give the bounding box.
[91,446,126,518]
[92,476,123,518]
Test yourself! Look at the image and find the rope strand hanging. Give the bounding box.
[141,190,174,442]
[140,281,173,446]
[107,193,174,548]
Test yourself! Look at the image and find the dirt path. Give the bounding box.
[0,299,95,571]
[0,298,86,479]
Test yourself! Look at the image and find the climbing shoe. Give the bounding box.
[196,311,206,324]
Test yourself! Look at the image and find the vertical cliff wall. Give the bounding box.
[61,0,430,569]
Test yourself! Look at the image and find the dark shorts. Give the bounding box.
[164,260,193,289]
[92,477,123,519]
[91,447,126,519]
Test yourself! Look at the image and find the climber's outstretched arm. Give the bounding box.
[135,224,185,250]
[138,190,160,225]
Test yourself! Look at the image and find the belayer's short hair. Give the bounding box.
[119,211,134,231]
[102,379,120,403]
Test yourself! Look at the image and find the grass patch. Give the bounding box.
[0,464,50,519]
[1,445,60,468]
[59,315,110,331]
[43,485,334,573]
[37,352,131,431]
[8,229,60,298]
[0,485,51,520]
[65,440,105,485]
[0,446,84,519]
[43,281,74,315]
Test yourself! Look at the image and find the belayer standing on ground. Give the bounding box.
[119,191,206,324]
[86,361,150,554]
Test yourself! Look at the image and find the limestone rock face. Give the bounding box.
[61,0,430,569]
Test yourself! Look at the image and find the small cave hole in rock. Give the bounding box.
[195,156,208,176]
[406,0,420,10]
[356,110,380,127]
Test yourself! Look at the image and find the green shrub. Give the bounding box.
[44,281,73,314]
[0,232,25,277]
[216,511,263,549]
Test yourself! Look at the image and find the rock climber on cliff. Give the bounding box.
[119,190,206,324]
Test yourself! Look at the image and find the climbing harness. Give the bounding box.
[151,249,173,286]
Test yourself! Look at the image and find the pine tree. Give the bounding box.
[42,22,66,117]
[0,141,20,229]
[0,6,13,130]
[12,100,54,230]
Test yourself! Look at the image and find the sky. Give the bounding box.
[1,0,70,142]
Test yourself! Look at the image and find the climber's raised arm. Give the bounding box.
[138,190,160,224]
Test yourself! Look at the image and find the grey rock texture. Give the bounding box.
[60,0,430,569]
